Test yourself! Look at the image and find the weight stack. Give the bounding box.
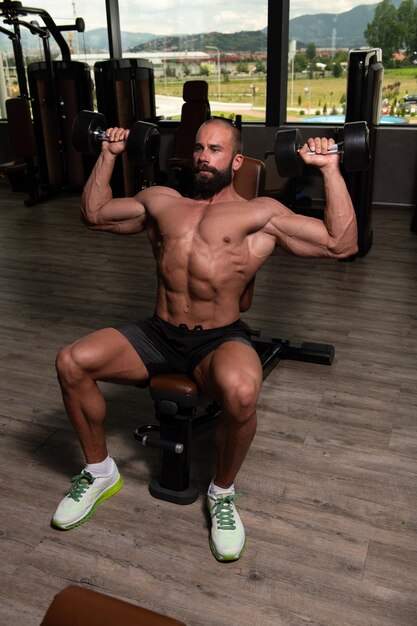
[94,58,157,197]
[27,60,93,190]
[344,48,384,257]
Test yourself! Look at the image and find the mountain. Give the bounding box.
[127,30,267,54]
[125,2,388,53]
[0,1,403,54]
[289,5,377,49]
[0,27,155,53]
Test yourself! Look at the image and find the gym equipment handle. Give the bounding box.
[93,129,125,143]
[302,142,343,155]
[134,426,184,454]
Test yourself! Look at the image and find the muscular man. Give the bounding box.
[52,117,358,562]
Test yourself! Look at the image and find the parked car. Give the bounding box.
[398,94,417,115]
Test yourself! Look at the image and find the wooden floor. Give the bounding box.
[0,181,416,626]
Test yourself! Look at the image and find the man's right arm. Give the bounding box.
[81,127,147,235]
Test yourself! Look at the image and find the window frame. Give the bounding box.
[106,0,123,58]
[266,0,289,127]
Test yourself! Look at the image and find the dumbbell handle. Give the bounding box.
[299,141,343,155]
[93,129,126,143]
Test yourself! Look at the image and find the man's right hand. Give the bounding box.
[102,127,130,157]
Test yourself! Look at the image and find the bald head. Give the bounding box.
[197,118,243,157]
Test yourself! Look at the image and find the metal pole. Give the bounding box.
[217,47,220,100]
[205,45,220,100]
[0,52,7,117]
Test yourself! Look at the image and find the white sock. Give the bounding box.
[208,478,235,499]
[84,456,115,478]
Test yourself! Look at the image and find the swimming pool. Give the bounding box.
[301,114,408,125]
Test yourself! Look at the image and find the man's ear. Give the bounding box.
[232,153,244,172]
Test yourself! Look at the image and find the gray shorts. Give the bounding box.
[113,315,254,376]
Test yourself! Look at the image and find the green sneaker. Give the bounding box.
[52,467,123,530]
[207,492,246,562]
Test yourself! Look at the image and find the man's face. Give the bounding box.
[193,122,236,198]
[193,157,234,199]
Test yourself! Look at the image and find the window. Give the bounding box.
[287,0,416,125]
[1,0,414,127]
[119,0,268,122]
[0,0,109,117]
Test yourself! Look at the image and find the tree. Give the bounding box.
[305,43,316,79]
[397,0,417,57]
[305,42,316,62]
[332,63,343,78]
[199,64,210,77]
[294,52,308,73]
[255,60,266,74]
[364,0,402,67]
[166,65,176,78]
[236,61,249,74]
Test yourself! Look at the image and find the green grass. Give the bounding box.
[155,68,417,121]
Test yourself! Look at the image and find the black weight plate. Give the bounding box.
[127,121,161,167]
[343,121,370,172]
[72,110,106,156]
[274,128,303,178]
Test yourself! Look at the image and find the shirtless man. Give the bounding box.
[52,117,358,562]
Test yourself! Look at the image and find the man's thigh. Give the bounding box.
[193,340,263,400]
[67,327,150,383]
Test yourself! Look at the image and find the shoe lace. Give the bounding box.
[68,471,95,502]
[211,493,243,530]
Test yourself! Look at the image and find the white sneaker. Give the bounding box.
[207,492,246,561]
[52,466,123,530]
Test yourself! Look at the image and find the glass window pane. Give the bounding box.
[14,0,108,57]
[119,0,268,122]
[0,44,15,118]
[288,0,414,126]
[0,0,109,114]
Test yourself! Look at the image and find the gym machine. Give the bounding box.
[27,59,93,191]
[94,58,159,197]
[344,48,384,257]
[0,0,89,202]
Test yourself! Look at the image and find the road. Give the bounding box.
[155,94,253,118]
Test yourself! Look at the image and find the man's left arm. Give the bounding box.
[261,138,358,259]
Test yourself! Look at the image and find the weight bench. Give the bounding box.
[134,156,334,505]
[41,585,186,626]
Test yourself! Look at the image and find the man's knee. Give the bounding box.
[55,343,87,387]
[222,371,260,415]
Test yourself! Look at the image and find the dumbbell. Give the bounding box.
[274,121,370,178]
[72,110,161,168]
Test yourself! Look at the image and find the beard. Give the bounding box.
[193,160,233,199]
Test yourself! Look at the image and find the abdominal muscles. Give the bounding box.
[157,238,248,325]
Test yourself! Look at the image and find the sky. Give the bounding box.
[20,0,380,33]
